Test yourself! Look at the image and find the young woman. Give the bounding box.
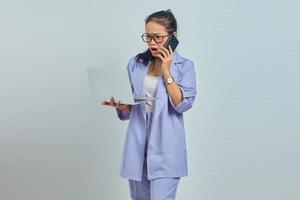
[102,9,197,200]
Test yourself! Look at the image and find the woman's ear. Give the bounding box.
[173,32,177,37]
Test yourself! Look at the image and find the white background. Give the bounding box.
[0,0,299,199]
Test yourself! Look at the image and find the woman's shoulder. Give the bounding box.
[173,51,195,72]
[126,56,138,72]
[173,49,192,60]
[126,54,150,72]
[128,55,137,63]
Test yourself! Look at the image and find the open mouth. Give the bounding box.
[150,47,159,52]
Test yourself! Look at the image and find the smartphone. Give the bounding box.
[163,34,179,52]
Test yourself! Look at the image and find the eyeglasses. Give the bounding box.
[141,33,170,43]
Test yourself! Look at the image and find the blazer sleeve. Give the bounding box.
[116,108,131,121]
[168,60,197,114]
[116,57,135,120]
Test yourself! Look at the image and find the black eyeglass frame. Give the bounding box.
[141,33,170,43]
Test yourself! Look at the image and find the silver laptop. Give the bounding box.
[86,66,158,105]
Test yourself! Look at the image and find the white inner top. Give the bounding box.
[144,75,160,113]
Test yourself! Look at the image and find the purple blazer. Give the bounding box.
[116,50,197,181]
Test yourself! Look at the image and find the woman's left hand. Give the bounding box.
[157,45,173,76]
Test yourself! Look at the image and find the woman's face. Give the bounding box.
[145,21,176,58]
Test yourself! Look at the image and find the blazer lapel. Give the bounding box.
[130,61,150,121]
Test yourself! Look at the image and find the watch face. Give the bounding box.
[167,77,174,84]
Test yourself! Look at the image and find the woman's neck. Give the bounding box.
[153,58,162,69]
[148,58,162,76]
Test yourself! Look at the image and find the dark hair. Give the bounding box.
[135,9,177,66]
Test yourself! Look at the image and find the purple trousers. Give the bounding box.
[128,112,180,200]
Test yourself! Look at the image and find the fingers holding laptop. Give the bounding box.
[101,97,132,112]
[101,96,117,107]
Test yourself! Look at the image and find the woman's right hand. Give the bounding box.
[101,97,132,113]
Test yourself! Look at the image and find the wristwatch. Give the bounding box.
[164,76,174,85]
